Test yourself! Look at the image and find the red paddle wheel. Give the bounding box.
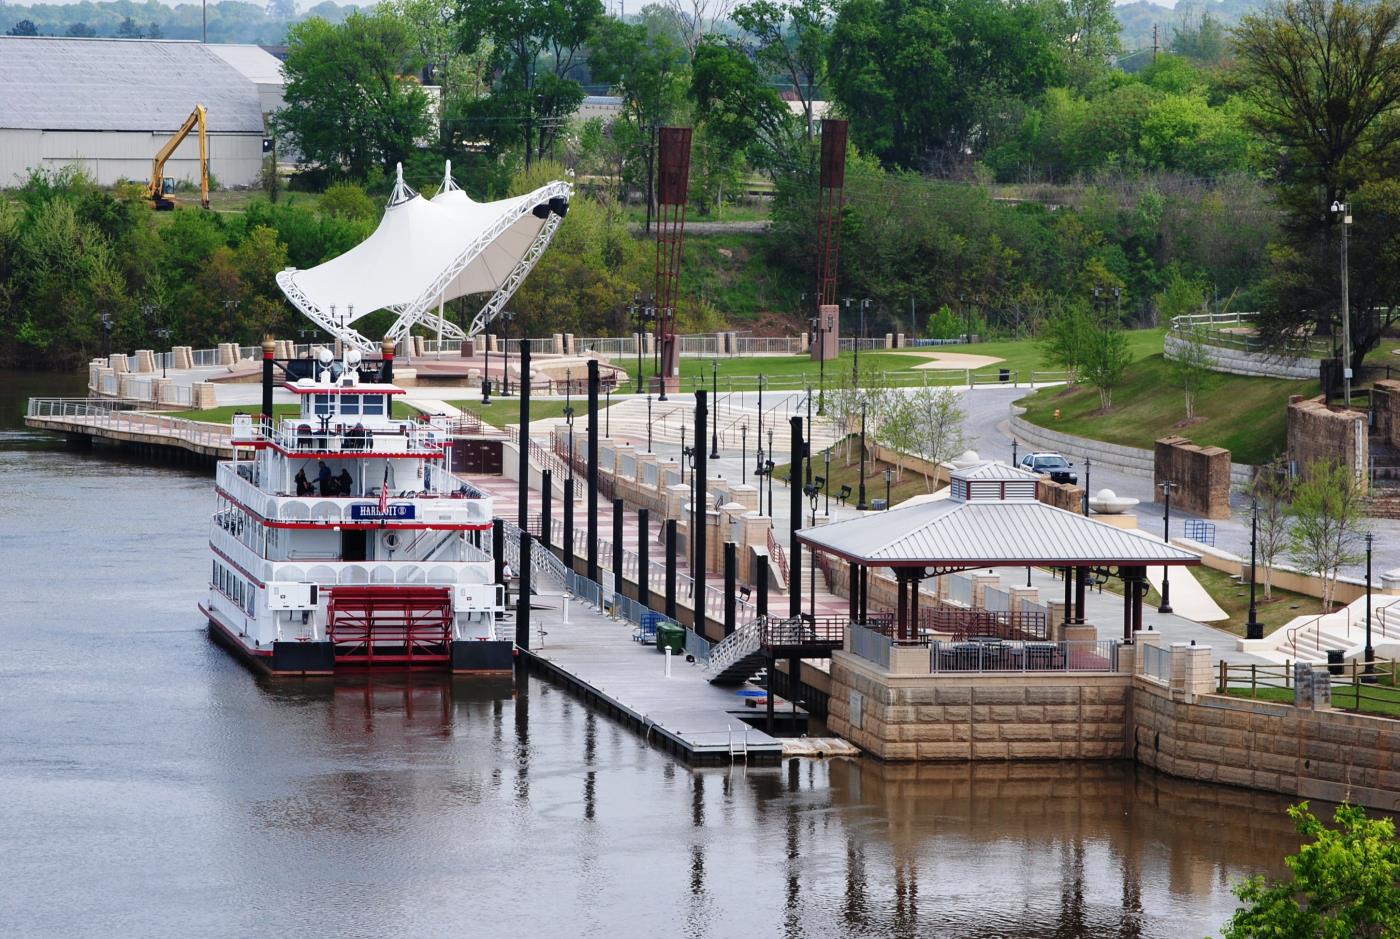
[326,586,453,667]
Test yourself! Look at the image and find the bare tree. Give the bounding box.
[662,0,735,57]
[1243,458,1291,601]
[1170,325,1215,421]
[1287,459,1367,609]
[907,387,967,491]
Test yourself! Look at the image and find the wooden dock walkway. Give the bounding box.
[521,593,784,765]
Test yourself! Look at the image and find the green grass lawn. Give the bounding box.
[1225,681,1400,718]
[166,401,415,423]
[617,328,1166,393]
[1141,565,1324,639]
[772,440,937,508]
[1016,353,1318,465]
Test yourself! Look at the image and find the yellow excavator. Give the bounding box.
[146,104,210,211]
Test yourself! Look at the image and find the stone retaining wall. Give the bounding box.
[827,651,1132,762]
[1010,413,1253,486]
[1133,679,1400,811]
[1164,333,1320,379]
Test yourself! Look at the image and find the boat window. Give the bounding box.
[340,394,360,416]
[312,393,333,416]
[361,395,385,416]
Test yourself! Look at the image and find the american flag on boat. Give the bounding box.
[378,463,389,513]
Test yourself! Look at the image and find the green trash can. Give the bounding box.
[656,622,685,655]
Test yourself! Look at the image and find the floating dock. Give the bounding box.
[521,594,785,766]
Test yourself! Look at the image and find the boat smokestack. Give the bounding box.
[261,336,276,424]
[381,338,395,383]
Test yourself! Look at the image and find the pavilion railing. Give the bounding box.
[849,622,893,669]
[929,639,1121,674]
[872,607,1047,642]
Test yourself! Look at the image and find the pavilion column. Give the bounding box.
[851,568,862,626]
[1129,566,1145,638]
[910,569,921,637]
[1062,566,1073,626]
[895,570,910,641]
[1075,567,1088,625]
[848,562,860,622]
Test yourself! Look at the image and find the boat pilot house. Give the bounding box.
[796,462,1201,761]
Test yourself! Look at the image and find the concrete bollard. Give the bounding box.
[665,647,672,677]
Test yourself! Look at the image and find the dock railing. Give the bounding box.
[849,622,893,669]
[1141,643,1171,684]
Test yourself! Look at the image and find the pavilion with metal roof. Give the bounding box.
[797,461,1201,641]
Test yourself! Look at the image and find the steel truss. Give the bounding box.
[276,179,573,355]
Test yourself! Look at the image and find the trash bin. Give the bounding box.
[998,368,1011,383]
[657,622,685,655]
[1327,649,1345,675]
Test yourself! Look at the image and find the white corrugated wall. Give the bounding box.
[0,127,264,188]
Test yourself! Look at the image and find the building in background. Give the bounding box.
[0,36,272,188]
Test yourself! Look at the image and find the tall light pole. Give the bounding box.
[482,318,493,406]
[883,468,892,510]
[633,299,654,394]
[854,298,871,386]
[1332,200,1353,406]
[766,428,774,516]
[1245,497,1262,640]
[646,394,653,453]
[741,423,748,486]
[1158,480,1176,614]
[857,402,868,511]
[1365,532,1375,678]
[710,359,720,458]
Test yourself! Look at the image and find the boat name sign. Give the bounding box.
[350,503,417,521]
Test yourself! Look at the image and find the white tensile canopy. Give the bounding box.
[276,162,572,354]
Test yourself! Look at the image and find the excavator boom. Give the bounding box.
[147,104,210,210]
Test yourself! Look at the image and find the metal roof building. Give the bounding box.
[0,36,271,188]
[799,461,1201,640]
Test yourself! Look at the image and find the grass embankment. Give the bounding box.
[1226,676,1400,718]
[1017,353,1319,466]
[1140,566,1325,639]
[772,441,935,508]
[166,401,416,423]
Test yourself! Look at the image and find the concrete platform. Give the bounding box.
[521,593,785,765]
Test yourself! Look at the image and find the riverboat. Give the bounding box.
[202,340,508,675]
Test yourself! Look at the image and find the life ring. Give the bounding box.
[383,532,401,550]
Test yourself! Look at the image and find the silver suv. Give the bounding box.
[1019,452,1077,485]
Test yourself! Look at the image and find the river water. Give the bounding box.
[1,374,1302,938]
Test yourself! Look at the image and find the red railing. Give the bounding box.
[873,607,1049,642]
[767,528,789,587]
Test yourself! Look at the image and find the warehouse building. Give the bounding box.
[0,37,279,189]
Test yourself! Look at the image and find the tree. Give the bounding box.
[588,17,688,226]
[146,22,162,39]
[64,22,97,37]
[731,0,833,140]
[925,304,960,340]
[456,0,601,168]
[660,0,732,57]
[906,387,967,490]
[116,17,142,38]
[1079,324,1132,410]
[393,0,490,148]
[1038,304,1095,379]
[689,37,798,172]
[318,182,379,222]
[274,12,432,177]
[828,0,1065,171]
[1245,458,1292,602]
[1288,459,1367,609]
[1222,802,1400,938]
[1169,326,1214,421]
[1171,11,1228,65]
[8,19,39,36]
[1236,0,1400,370]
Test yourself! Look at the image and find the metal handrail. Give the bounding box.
[705,618,764,677]
[1287,607,1351,659]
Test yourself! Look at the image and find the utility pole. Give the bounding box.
[1152,23,1159,61]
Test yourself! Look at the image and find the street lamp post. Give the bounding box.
[1332,200,1353,406]
[741,423,748,486]
[855,298,871,386]
[1158,480,1176,614]
[633,299,654,394]
[857,403,868,511]
[605,384,612,437]
[1366,532,1375,678]
[710,359,720,459]
[482,320,493,406]
[1082,459,1091,516]
[155,328,171,377]
[960,292,968,344]
[646,395,653,452]
[766,428,775,516]
[883,468,892,510]
[1245,497,1263,640]
[824,449,831,515]
[804,483,819,622]
[804,384,813,486]
[1011,438,1019,467]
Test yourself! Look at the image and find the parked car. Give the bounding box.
[1019,452,1078,485]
